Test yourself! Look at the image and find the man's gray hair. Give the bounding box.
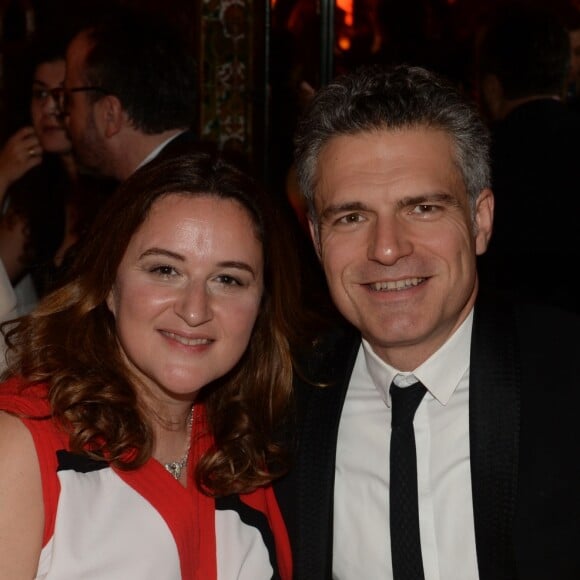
[294,64,491,226]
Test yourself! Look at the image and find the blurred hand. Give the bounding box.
[0,127,42,193]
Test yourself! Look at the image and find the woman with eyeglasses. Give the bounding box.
[0,32,115,316]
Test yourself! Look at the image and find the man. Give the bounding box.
[475,3,580,313]
[61,6,202,182]
[274,64,580,580]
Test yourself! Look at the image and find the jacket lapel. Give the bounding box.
[470,296,520,580]
[292,325,360,580]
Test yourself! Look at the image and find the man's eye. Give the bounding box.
[413,204,437,214]
[338,213,363,224]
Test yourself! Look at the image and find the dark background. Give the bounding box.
[0,0,578,190]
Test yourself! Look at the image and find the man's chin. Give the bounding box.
[72,153,102,178]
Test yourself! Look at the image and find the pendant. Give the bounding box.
[164,460,184,480]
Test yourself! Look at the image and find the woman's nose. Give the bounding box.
[174,283,213,326]
[42,92,59,115]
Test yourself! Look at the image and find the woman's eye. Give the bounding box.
[32,89,49,101]
[150,265,177,278]
[215,274,242,286]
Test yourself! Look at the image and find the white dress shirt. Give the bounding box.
[333,311,479,580]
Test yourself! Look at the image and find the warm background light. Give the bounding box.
[337,0,353,26]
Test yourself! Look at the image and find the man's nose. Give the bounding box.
[367,216,413,265]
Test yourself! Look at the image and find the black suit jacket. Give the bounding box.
[275,294,580,579]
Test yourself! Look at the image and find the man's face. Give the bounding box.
[310,127,493,370]
[63,32,110,176]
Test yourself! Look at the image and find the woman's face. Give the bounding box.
[30,59,71,155]
[107,193,264,402]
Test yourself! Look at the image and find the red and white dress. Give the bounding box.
[0,378,292,580]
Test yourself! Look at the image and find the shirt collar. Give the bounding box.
[135,130,187,172]
[362,309,473,407]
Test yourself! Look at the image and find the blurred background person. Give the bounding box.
[0,32,114,315]
[561,2,580,111]
[61,5,204,183]
[475,1,580,313]
[0,152,304,578]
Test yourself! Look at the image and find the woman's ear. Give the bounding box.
[106,287,116,315]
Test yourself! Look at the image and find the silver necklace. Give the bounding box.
[163,405,194,481]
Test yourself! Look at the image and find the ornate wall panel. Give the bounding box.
[198,0,266,176]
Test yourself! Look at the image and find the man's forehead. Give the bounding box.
[66,31,92,73]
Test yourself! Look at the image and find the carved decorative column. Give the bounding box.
[198,0,267,177]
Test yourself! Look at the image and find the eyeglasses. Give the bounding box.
[31,87,65,104]
[56,86,109,115]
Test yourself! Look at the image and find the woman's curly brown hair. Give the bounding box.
[1,151,307,496]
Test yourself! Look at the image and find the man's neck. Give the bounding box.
[114,128,187,181]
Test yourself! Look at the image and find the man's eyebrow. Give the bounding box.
[319,192,459,221]
[396,192,458,208]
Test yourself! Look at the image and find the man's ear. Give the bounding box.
[474,188,494,256]
[97,94,124,138]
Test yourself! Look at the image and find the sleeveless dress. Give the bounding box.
[0,377,292,579]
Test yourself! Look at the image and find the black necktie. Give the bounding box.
[389,379,427,580]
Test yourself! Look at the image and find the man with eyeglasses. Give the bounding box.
[0,32,116,318]
[62,5,204,182]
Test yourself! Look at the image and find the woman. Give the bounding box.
[0,34,114,312]
[0,152,302,579]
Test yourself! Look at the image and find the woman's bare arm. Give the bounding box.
[0,411,44,579]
